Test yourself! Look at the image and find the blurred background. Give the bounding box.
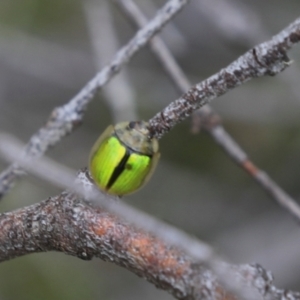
[1,0,300,299]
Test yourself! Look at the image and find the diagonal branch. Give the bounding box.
[149,17,300,137]
[0,0,190,199]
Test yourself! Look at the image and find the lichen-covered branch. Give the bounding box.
[0,190,298,300]
[149,17,300,138]
[0,192,196,298]
[0,0,189,198]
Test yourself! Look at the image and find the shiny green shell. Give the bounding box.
[89,121,160,196]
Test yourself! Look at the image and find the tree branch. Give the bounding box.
[0,188,298,300]
[149,18,300,137]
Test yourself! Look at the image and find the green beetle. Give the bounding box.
[89,121,160,196]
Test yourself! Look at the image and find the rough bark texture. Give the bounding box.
[149,18,300,139]
[0,192,210,299]
[0,190,299,300]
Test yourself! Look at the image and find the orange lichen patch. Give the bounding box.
[160,254,188,276]
[92,216,116,236]
[129,236,153,254]
[242,160,258,176]
[128,235,188,277]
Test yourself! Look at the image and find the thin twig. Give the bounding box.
[0,0,190,198]
[115,0,300,224]
[149,17,300,138]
